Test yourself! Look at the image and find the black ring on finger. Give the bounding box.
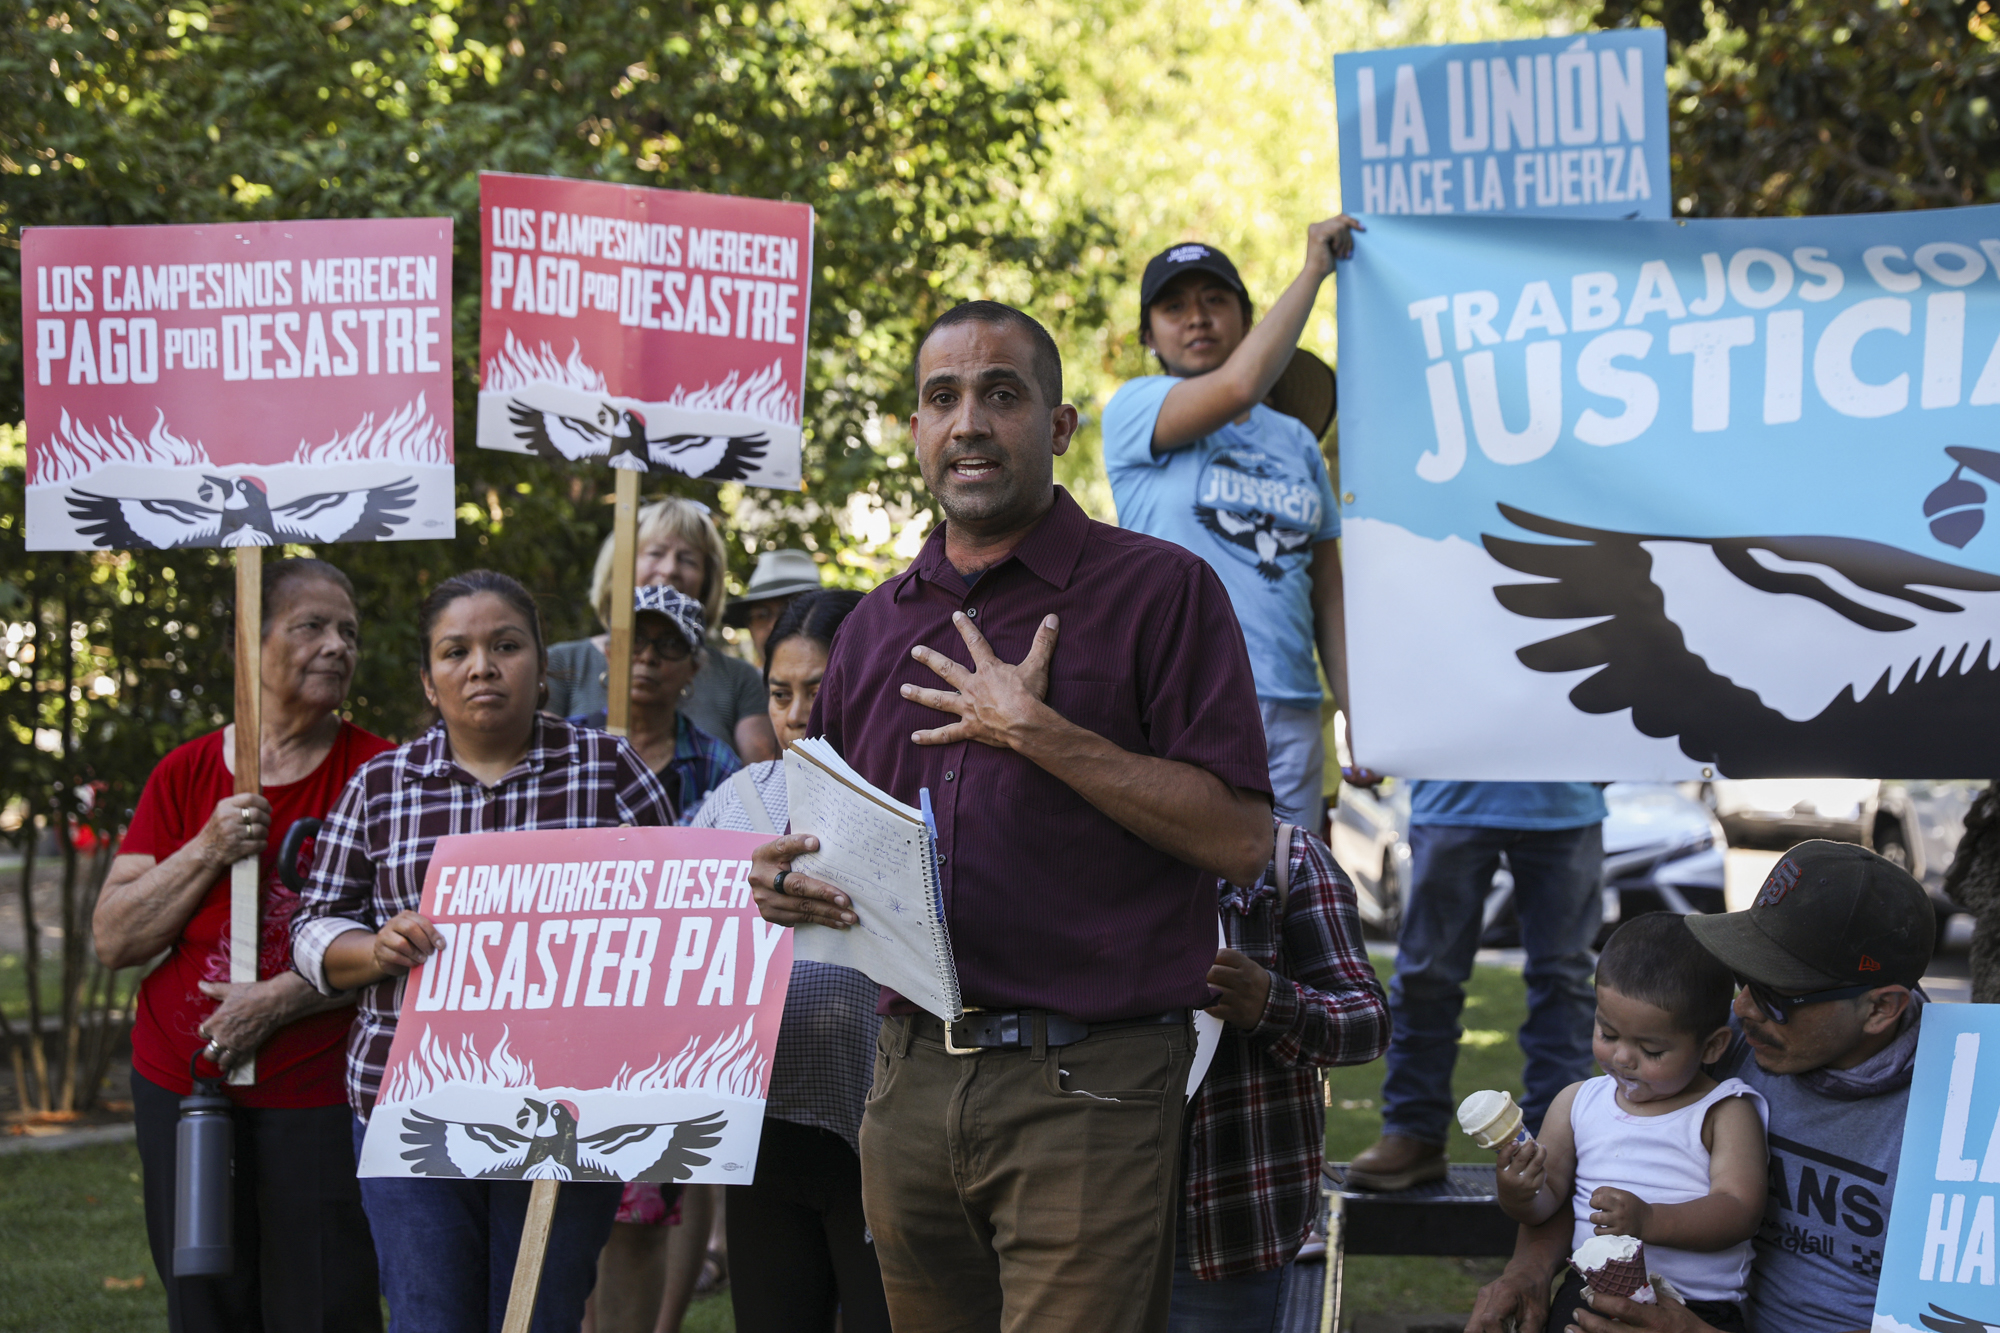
[773,869,791,896]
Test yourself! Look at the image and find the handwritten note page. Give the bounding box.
[785,743,960,1020]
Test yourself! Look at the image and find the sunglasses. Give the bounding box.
[1737,977,1880,1025]
[632,632,694,662]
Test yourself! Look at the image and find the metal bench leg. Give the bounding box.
[1321,1188,1345,1333]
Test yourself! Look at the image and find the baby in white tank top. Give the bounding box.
[1494,913,1769,1324]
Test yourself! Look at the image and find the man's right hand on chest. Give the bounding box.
[750,834,857,929]
[902,611,1060,752]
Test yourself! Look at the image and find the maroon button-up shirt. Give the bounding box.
[811,487,1272,1021]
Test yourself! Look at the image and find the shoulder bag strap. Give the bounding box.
[731,767,779,836]
[1273,822,1296,914]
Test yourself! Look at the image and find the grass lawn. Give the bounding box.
[1,962,1537,1331]
[0,1143,164,1333]
[0,1140,732,1333]
[1324,956,1530,1321]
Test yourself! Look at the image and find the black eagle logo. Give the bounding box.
[1919,1302,2000,1333]
[398,1097,727,1182]
[1484,503,2000,777]
[68,473,416,549]
[508,400,768,481]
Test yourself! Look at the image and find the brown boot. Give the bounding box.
[1344,1134,1449,1191]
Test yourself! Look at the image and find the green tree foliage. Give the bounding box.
[1598,0,2000,215]
[1,0,1109,735]
[0,0,1106,1108]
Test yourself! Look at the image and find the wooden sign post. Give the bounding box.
[475,172,813,1333]
[604,469,640,737]
[229,547,262,1088]
[500,1179,562,1333]
[502,468,637,1329]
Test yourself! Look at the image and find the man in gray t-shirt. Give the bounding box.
[1469,839,1935,1333]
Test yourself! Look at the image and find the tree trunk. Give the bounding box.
[17,802,49,1116]
[57,569,83,1113]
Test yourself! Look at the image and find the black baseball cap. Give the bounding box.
[1139,242,1248,307]
[1685,839,1934,992]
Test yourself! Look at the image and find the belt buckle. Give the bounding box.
[942,1008,984,1056]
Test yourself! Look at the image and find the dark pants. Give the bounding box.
[1382,823,1603,1142]
[1548,1269,1748,1333]
[132,1069,382,1333]
[859,1012,1195,1333]
[726,1119,890,1333]
[1166,1249,1288,1333]
[351,1119,621,1333]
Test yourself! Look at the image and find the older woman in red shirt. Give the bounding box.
[96,557,389,1333]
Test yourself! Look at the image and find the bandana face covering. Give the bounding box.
[1800,1000,1922,1101]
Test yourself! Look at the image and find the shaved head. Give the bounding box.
[915,301,1063,408]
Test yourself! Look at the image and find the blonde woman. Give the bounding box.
[545,497,778,763]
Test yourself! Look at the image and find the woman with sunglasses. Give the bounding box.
[547,497,778,764]
[571,585,741,828]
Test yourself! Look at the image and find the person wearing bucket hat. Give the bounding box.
[1472,839,1934,1333]
[724,548,825,662]
[572,585,741,827]
[1102,218,1361,834]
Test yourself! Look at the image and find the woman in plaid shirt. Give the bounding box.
[291,570,677,1333]
[1173,821,1391,1332]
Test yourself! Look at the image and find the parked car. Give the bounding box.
[1702,777,1981,928]
[1326,781,1726,946]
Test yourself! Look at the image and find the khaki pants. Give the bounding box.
[859,1012,1195,1333]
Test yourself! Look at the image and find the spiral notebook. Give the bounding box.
[783,738,963,1022]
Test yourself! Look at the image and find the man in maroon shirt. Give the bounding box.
[750,301,1275,1332]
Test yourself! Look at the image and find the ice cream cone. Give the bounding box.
[1456,1089,1529,1150]
[1574,1235,1657,1305]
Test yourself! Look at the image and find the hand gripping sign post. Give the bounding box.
[476,173,815,742]
[22,218,455,1083]
[356,826,790,1329]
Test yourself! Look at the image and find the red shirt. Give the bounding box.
[121,722,392,1106]
[812,487,1272,1021]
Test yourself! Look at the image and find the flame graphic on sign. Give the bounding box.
[611,1018,767,1099]
[483,331,610,395]
[291,394,449,466]
[377,1026,538,1105]
[34,409,213,485]
[663,361,797,425]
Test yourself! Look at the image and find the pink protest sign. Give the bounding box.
[22,218,456,551]
[356,826,790,1185]
[476,172,813,491]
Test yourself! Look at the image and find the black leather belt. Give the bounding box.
[910,1008,1187,1055]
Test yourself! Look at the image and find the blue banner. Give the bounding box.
[1334,31,1669,221]
[1875,1005,2000,1332]
[1338,207,2000,779]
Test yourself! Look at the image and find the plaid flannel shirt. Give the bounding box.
[1181,825,1391,1280]
[571,710,741,826]
[290,715,676,1118]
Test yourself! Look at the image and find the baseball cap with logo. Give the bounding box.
[634,584,706,651]
[1684,839,1934,992]
[1139,242,1249,308]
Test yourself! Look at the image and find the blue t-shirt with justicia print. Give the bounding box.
[1104,374,1341,707]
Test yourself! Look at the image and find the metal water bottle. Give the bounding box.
[174,1054,233,1277]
